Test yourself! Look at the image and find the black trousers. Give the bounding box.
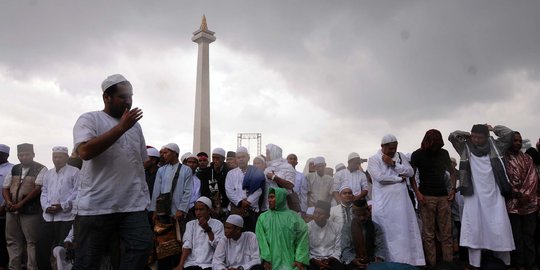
[36,219,73,270]
[0,218,8,267]
[509,212,537,268]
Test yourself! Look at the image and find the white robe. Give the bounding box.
[460,154,515,251]
[367,150,425,266]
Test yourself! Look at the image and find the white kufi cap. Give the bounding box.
[181,152,192,162]
[348,152,361,161]
[147,148,160,158]
[335,163,346,171]
[52,146,69,154]
[196,196,213,209]
[161,143,180,154]
[313,156,326,166]
[212,147,226,157]
[381,134,398,145]
[226,214,244,228]
[101,74,128,92]
[236,146,249,154]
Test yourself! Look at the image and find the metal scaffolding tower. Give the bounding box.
[237,133,262,156]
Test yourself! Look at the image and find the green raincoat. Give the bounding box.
[256,187,309,270]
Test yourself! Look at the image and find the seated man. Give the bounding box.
[213,214,263,270]
[178,197,224,270]
[341,199,387,269]
[308,200,345,270]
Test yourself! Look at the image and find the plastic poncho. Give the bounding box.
[256,187,309,270]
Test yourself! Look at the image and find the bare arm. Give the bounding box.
[275,176,294,190]
[178,248,191,269]
[15,186,41,208]
[2,188,11,208]
[77,108,142,160]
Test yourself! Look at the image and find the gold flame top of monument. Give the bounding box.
[200,15,208,31]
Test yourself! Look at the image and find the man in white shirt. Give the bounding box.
[2,143,47,270]
[287,153,309,214]
[329,186,354,230]
[179,196,224,270]
[307,200,345,270]
[0,144,13,268]
[306,157,333,207]
[333,153,369,204]
[36,146,79,270]
[213,214,263,270]
[72,74,153,270]
[225,147,264,232]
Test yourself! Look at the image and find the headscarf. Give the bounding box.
[302,158,314,175]
[468,125,491,157]
[266,144,283,162]
[420,129,444,151]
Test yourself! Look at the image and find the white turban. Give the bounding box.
[161,143,180,154]
[196,196,213,209]
[0,144,10,154]
[147,147,160,158]
[313,156,326,166]
[226,214,244,228]
[236,146,249,154]
[101,74,128,92]
[52,146,69,155]
[212,147,226,157]
[381,134,398,145]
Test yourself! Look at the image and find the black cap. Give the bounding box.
[17,143,34,154]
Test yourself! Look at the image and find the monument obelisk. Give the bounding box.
[192,15,215,155]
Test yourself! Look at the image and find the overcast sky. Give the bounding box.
[1,1,539,169]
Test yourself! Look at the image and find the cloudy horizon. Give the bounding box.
[1,1,539,169]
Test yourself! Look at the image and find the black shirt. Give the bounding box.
[410,148,452,196]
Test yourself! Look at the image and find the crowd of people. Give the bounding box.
[0,74,539,270]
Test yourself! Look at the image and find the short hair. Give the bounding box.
[196,152,208,157]
[353,199,367,208]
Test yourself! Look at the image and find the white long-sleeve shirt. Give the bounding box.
[307,220,342,260]
[183,218,224,268]
[189,174,201,209]
[0,162,14,206]
[40,165,79,222]
[150,163,193,215]
[337,169,369,197]
[212,232,260,270]
[225,167,263,212]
